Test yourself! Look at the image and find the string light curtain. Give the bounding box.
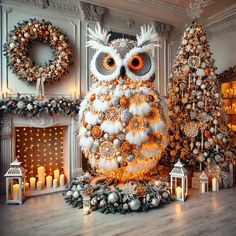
[15,126,64,180]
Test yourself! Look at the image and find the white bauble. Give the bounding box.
[154,180,162,186]
[129,199,141,211]
[162,191,169,200]
[123,203,129,210]
[151,198,160,207]
[108,192,119,203]
[77,185,82,191]
[72,191,79,199]
[66,190,73,197]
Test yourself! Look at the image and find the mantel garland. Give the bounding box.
[0,95,80,117]
[4,19,73,84]
[217,65,236,81]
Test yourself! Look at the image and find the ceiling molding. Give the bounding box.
[207,3,236,26]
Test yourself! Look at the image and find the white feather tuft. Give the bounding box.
[93,99,110,112]
[80,136,94,149]
[125,131,148,145]
[136,25,160,50]
[126,159,157,173]
[78,98,89,123]
[79,126,87,137]
[89,156,97,169]
[85,111,99,125]
[98,157,118,170]
[129,102,151,116]
[86,23,111,50]
[151,120,165,132]
[101,120,123,134]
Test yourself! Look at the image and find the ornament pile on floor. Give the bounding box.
[63,173,172,214]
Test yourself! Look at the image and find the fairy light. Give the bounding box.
[15,126,65,181]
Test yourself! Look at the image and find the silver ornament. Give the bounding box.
[77,185,82,191]
[127,153,135,162]
[123,203,129,210]
[66,191,73,197]
[91,197,98,206]
[129,199,141,211]
[72,191,79,199]
[99,199,107,207]
[108,192,119,203]
[117,156,123,163]
[113,139,121,148]
[162,191,169,200]
[151,198,160,207]
[121,110,133,122]
[203,152,209,157]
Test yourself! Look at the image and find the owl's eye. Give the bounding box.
[129,54,144,71]
[102,55,116,71]
[126,52,152,78]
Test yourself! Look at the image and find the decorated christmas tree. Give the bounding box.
[166,21,231,170]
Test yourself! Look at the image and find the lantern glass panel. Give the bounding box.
[8,178,20,201]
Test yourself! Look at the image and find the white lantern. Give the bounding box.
[169,159,188,201]
[4,159,27,204]
[83,195,91,215]
[199,171,208,193]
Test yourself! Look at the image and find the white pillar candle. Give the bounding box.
[25,182,29,191]
[212,177,218,192]
[54,169,60,182]
[59,174,65,187]
[37,181,42,191]
[176,186,182,199]
[83,207,90,215]
[201,182,205,193]
[12,184,19,200]
[30,177,36,191]
[37,166,46,188]
[53,179,58,189]
[46,175,53,189]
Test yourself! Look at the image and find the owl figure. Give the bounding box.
[79,24,168,181]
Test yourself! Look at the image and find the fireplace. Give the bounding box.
[0,114,81,195]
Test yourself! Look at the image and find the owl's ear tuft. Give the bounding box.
[87,23,111,50]
[136,25,160,50]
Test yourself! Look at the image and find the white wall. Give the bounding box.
[209,32,236,73]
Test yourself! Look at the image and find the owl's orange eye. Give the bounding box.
[102,54,116,71]
[129,54,144,71]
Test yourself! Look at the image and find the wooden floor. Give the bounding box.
[0,187,236,236]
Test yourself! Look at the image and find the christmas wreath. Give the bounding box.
[4,19,73,84]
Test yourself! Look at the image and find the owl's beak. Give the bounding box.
[120,66,126,79]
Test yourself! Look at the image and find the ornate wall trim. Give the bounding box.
[79,1,107,23]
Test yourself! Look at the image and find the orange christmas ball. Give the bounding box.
[119,96,129,107]
[89,94,96,102]
[91,126,103,139]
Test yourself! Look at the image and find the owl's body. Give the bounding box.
[79,25,168,180]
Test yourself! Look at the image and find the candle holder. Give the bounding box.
[169,159,188,201]
[199,171,209,193]
[83,195,91,215]
[4,159,27,204]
